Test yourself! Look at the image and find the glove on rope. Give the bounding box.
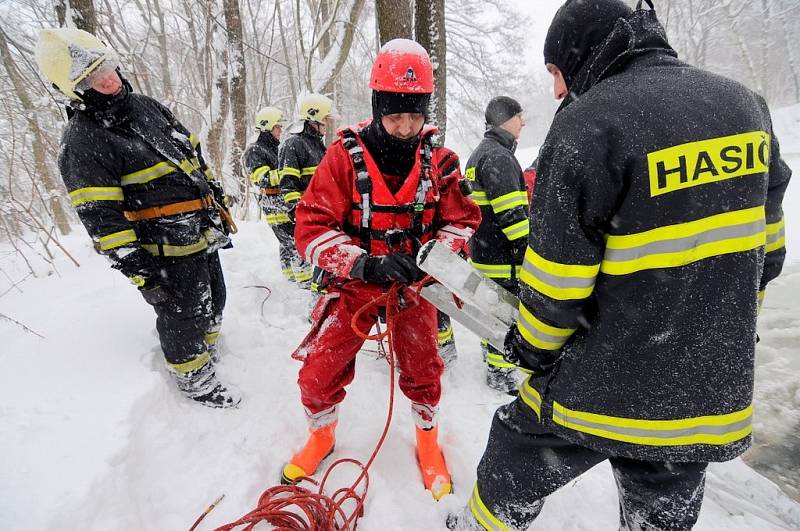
[351,253,425,285]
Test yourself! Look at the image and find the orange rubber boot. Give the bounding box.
[415,426,452,501]
[281,422,336,484]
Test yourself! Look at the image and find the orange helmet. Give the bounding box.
[369,39,434,94]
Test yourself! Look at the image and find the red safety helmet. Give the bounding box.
[369,39,434,94]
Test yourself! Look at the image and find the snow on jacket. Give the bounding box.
[278,122,327,208]
[294,123,481,286]
[58,88,229,278]
[465,127,529,280]
[515,9,791,463]
[243,132,287,223]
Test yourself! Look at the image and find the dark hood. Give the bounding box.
[548,1,677,111]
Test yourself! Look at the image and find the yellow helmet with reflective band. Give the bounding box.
[35,28,116,101]
[255,107,284,131]
[298,93,333,123]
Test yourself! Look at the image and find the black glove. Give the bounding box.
[286,203,297,224]
[503,325,557,374]
[110,247,157,280]
[351,253,425,285]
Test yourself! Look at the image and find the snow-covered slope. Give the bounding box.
[1,105,799,530]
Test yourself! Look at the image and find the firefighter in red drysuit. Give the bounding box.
[281,39,481,501]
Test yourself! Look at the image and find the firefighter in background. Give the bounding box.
[36,28,240,408]
[449,0,791,529]
[465,95,529,395]
[281,39,481,501]
[278,93,332,287]
[243,107,294,280]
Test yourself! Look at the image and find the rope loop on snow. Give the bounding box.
[193,278,432,530]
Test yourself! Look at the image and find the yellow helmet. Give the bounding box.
[254,107,284,131]
[298,93,334,123]
[35,28,117,101]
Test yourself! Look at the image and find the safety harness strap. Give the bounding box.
[124,194,214,221]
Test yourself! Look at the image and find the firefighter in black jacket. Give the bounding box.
[36,28,240,409]
[279,94,332,287]
[244,107,294,280]
[449,1,791,529]
[465,96,528,394]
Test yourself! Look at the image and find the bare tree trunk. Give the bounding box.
[0,28,71,235]
[55,0,97,32]
[314,0,365,95]
[222,0,249,202]
[415,0,447,145]
[276,0,298,106]
[151,0,175,104]
[376,0,412,44]
[205,1,231,182]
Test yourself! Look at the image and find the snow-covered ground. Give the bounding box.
[1,105,799,530]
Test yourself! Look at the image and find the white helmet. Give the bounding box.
[36,28,119,101]
[254,107,284,131]
[298,93,334,123]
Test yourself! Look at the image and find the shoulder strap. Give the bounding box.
[341,129,372,252]
[410,136,434,253]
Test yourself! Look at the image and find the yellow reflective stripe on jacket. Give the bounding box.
[490,190,528,214]
[757,289,765,315]
[519,246,599,301]
[265,213,291,224]
[470,260,521,279]
[179,158,202,175]
[121,161,177,186]
[517,303,576,351]
[601,206,766,276]
[168,352,210,375]
[519,377,542,420]
[189,133,200,148]
[301,166,318,176]
[142,238,209,257]
[486,351,517,370]
[294,268,312,283]
[437,326,454,344]
[269,169,281,187]
[469,189,490,206]
[69,186,124,206]
[281,167,301,178]
[204,330,220,346]
[552,401,752,446]
[765,217,785,253]
[465,166,477,182]
[501,219,529,241]
[97,229,138,251]
[204,168,215,181]
[285,191,302,203]
[250,165,270,185]
[469,484,509,531]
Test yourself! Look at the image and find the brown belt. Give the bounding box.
[124,195,214,222]
[260,187,280,196]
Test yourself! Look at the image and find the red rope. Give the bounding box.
[193,283,410,531]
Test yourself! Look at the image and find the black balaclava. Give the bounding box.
[361,90,431,178]
[76,69,131,113]
[543,0,634,89]
[485,96,522,128]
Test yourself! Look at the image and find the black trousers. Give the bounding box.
[473,399,708,531]
[269,221,297,280]
[144,251,226,365]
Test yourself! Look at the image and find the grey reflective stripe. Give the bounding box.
[517,314,569,346]
[521,256,597,290]
[121,162,177,186]
[552,407,752,440]
[519,381,543,420]
[604,220,765,263]
[766,226,785,245]
[491,193,526,211]
[469,485,509,531]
